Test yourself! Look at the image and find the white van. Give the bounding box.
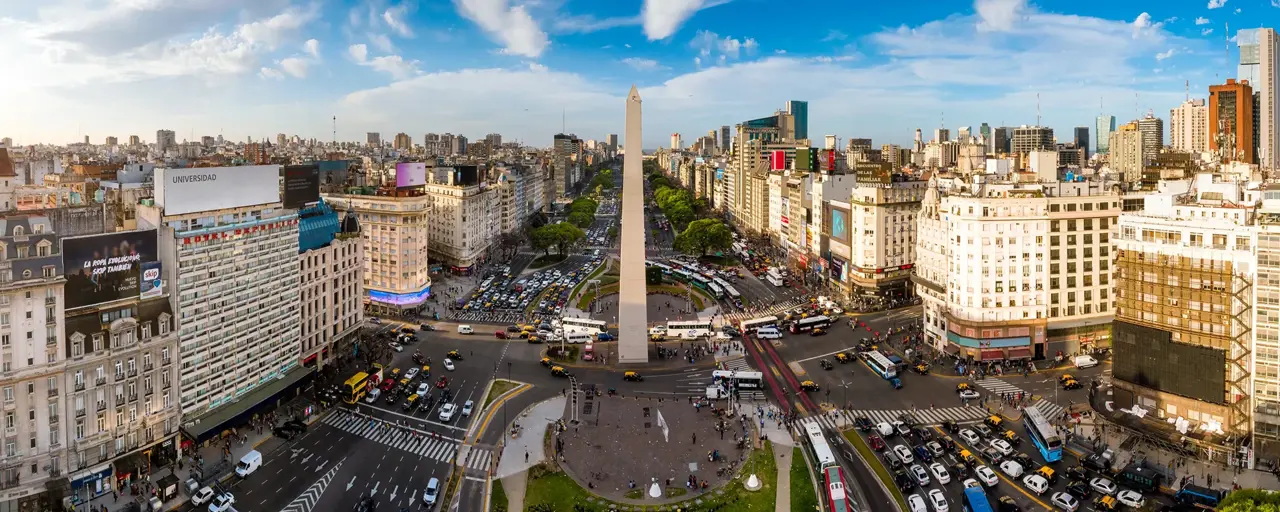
[648,326,667,336]
[756,327,783,339]
[565,332,592,345]
[457,325,474,335]
[1074,355,1098,369]
[1022,474,1049,495]
[234,450,262,477]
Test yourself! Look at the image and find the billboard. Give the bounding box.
[827,149,837,171]
[317,160,350,187]
[770,150,786,171]
[829,206,851,244]
[795,148,811,171]
[282,164,320,209]
[1112,321,1227,405]
[396,162,427,188]
[140,261,163,299]
[63,230,159,309]
[156,166,281,216]
[715,168,724,180]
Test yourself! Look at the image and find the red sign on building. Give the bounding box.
[770,150,786,170]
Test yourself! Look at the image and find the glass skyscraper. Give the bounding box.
[787,100,809,141]
[1096,115,1116,154]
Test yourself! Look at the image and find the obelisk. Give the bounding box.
[618,85,649,364]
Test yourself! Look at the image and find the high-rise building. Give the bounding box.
[366,132,381,147]
[1171,98,1210,154]
[720,126,731,152]
[787,100,809,141]
[393,133,412,150]
[451,135,468,156]
[934,128,950,143]
[1110,122,1143,182]
[128,135,140,146]
[979,123,992,145]
[992,127,1011,154]
[1238,28,1278,169]
[1011,126,1054,153]
[105,136,118,146]
[485,133,502,149]
[1114,175,1254,450]
[1096,115,1116,154]
[155,130,176,152]
[957,126,971,143]
[847,180,927,296]
[1210,78,1258,164]
[277,133,287,146]
[1137,112,1164,163]
[326,191,432,313]
[606,134,618,153]
[137,166,302,422]
[670,133,682,150]
[1254,189,1280,459]
[915,178,1118,360]
[297,200,363,369]
[1074,127,1090,159]
[424,166,499,270]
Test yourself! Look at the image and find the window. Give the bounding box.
[3,387,12,403]
[162,392,170,408]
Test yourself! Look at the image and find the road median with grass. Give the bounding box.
[842,430,908,511]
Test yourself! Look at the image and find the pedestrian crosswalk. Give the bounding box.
[723,299,810,324]
[974,377,1027,397]
[719,357,753,373]
[1028,399,1067,422]
[321,413,481,466]
[459,444,494,472]
[845,407,990,427]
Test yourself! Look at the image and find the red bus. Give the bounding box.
[823,465,853,512]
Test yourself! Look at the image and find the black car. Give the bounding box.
[996,496,1021,512]
[354,496,377,512]
[1082,453,1112,472]
[941,420,959,434]
[938,436,956,453]
[506,325,522,332]
[950,462,968,479]
[913,427,934,442]
[893,469,915,492]
[1065,479,1092,500]
[1065,465,1088,482]
[854,416,873,432]
[272,426,298,440]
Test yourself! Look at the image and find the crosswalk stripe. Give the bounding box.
[319,412,490,465]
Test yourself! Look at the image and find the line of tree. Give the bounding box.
[566,197,599,228]
[1219,489,1280,511]
[673,218,733,257]
[590,169,615,192]
[529,222,586,256]
[644,172,732,258]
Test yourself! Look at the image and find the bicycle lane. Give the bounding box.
[742,334,792,409]
[754,334,819,415]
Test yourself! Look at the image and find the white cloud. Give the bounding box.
[690,30,758,60]
[236,5,322,50]
[1203,28,1214,35]
[259,67,286,80]
[975,0,1028,32]
[822,30,847,42]
[1208,0,1227,8]
[642,0,731,41]
[453,0,549,57]
[621,58,665,71]
[303,38,320,58]
[1155,48,1175,61]
[383,4,414,38]
[1235,7,1241,13]
[551,14,641,34]
[1195,16,1211,25]
[364,55,422,79]
[368,33,394,52]
[279,57,311,77]
[349,43,369,63]
[775,49,787,54]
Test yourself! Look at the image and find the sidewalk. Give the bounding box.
[774,445,791,512]
[495,396,567,479]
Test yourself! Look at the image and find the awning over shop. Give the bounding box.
[181,366,314,445]
[980,349,1004,361]
[944,344,961,355]
[112,450,149,480]
[1007,348,1033,359]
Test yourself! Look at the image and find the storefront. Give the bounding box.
[69,464,112,507]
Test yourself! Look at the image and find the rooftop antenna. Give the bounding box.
[332,116,337,144]
[1186,80,1190,102]
[1036,93,1041,126]
[562,108,566,135]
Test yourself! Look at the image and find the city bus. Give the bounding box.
[645,260,673,274]
[707,281,725,299]
[560,317,607,336]
[712,370,764,390]
[740,316,779,333]
[1023,407,1063,462]
[861,351,898,379]
[667,320,713,339]
[803,422,838,468]
[689,273,713,291]
[790,315,832,333]
[823,465,854,512]
[343,372,373,404]
[723,284,741,300]
[962,486,994,512]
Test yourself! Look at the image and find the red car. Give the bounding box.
[380,378,395,392]
[436,376,449,389]
[868,435,886,452]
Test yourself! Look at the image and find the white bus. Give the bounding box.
[803,423,838,468]
[560,317,607,336]
[790,315,833,333]
[862,351,898,379]
[723,284,741,299]
[667,320,714,339]
[740,316,779,333]
[765,273,785,287]
[707,281,725,299]
[712,370,765,390]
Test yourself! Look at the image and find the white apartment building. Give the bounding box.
[1256,185,1280,460]
[297,202,363,369]
[139,166,301,420]
[1170,98,1209,155]
[914,176,1119,362]
[424,167,499,271]
[326,191,432,311]
[846,180,926,297]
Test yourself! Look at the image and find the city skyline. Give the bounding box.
[0,0,1258,148]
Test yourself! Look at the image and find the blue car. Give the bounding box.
[596,333,615,341]
[914,445,933,463]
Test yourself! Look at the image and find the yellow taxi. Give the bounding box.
[956,383,972,393]
[623,371,644,382]
[551,366,570,377]
[540,357,552,367]
[799,381,820,392]
[834,352,852,364]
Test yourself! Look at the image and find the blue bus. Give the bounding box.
[1175,484,1224,508]
[861,351,898,379]
[1022,407,1063,462]
[962,487,994,512]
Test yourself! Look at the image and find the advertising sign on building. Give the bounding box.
[795,148,811,171]
[770,150,786,171]
[62,230,159,309]
[829,206,851,244]
[317,160,350,187]
[140,261,163,299]
[827,149,837,171]
[155,166,281,216]
[282,164,321,209]
[396,162,427,188]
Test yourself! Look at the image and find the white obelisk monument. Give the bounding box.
[618,85,649,364]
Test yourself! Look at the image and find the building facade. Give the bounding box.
[1096,116,1116,155]
[1209,78,1258,164]
[1110,122,1144,182]
[845,180,926,297]
[297,201,363,370]
[1171,99,1209,155]
[1238,28,1278,169]
[325,192,432,311]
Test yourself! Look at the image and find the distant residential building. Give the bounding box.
[366,132,381,147]
[1096,115,1116,155]
[155,130,175,153]
[1011,126,1054,154]
[1137,113,1165,163]
[1110,122,1144,182]
[393,133,412,150]
[1209,78,1258,164]
[105,136,118,146]
[1171,98,1210,155]
[1074,127,1090,159]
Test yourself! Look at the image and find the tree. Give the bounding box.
[646,266,664,285]
[607,226,618,240]
[568,211,594,228]
[673,219,734,257]
[549,222,585,255]
[530,226,555,255]
[1220,489,1280,511]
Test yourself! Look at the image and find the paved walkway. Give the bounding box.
[496,396,566,479]
[775,445,791,512]
[500,472,527,512]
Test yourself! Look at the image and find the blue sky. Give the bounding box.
[0,0,1272,148]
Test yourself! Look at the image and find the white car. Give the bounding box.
[975,465,999,487]
[423,477,440,506]
[1050,491,1079,511]
[989,438,1014,456]
[438,403,457,421]
[390,342,403,352]
[999,460,1023,478]
[962,478,981,489]
[365,388,381,404]
[907,493,928,512]
[417,382,430,396]
[1089,477,1118,496]
[929,462,951,485]
[959,390,981,400]
[927,488,949,512]
[404,368,420,380]
[910,464,930,486]
[1115,490,1145,508]
[444,359,456,371]
[461,400,474,417]
[208,493,236,512]
[959,429,982,445]
[893,445,915,464]
[191,487,215,506]
[876,422,894,437]
[1022,474,1049,495]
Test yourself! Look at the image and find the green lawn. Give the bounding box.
[491,478,508,512]
[482,380,520,411]
[791,448,820,512]
[522,441,778,511]
[842,430,908,511]
[529,254,567,268]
